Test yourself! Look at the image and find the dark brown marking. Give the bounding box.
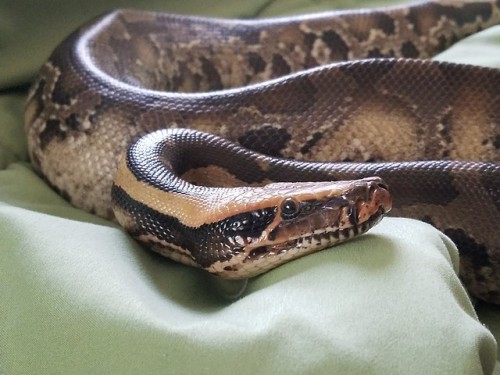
[238,126,292,157]
[299,131,323,155]
[247,52,266,74]
[375,12,396,35]
[271,53,291,77]
[401,41,420,58]
[437,34,456,52]
[445,228,491,268]
[303,32,317,50]
[248,71,318,114]
[449,2,492,26]
[39,119,65,150]
[200,57,223,90]
[51,79,72,106]
[367,48,383,58]
[65,113,80,130]
[321,30,349,60]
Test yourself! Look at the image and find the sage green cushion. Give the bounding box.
[1,0,500,373]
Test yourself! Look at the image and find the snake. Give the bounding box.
[25,1,500,303]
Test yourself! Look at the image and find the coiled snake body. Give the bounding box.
[25,1,500,302]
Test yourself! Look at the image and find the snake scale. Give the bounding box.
[25,1,500,303]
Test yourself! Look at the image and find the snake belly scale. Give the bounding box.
[25,1,500,302]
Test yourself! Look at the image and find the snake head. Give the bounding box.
[209,177,392,278]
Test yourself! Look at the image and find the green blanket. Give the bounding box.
[2,0,500,373]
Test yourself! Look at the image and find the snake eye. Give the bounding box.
[280,197,301,220]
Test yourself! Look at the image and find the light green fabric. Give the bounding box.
[1,0,500,374]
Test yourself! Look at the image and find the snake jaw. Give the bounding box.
[212,177,391,278]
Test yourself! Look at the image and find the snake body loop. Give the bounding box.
[25,1,500,302]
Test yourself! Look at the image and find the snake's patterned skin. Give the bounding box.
[25,1,500,302]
